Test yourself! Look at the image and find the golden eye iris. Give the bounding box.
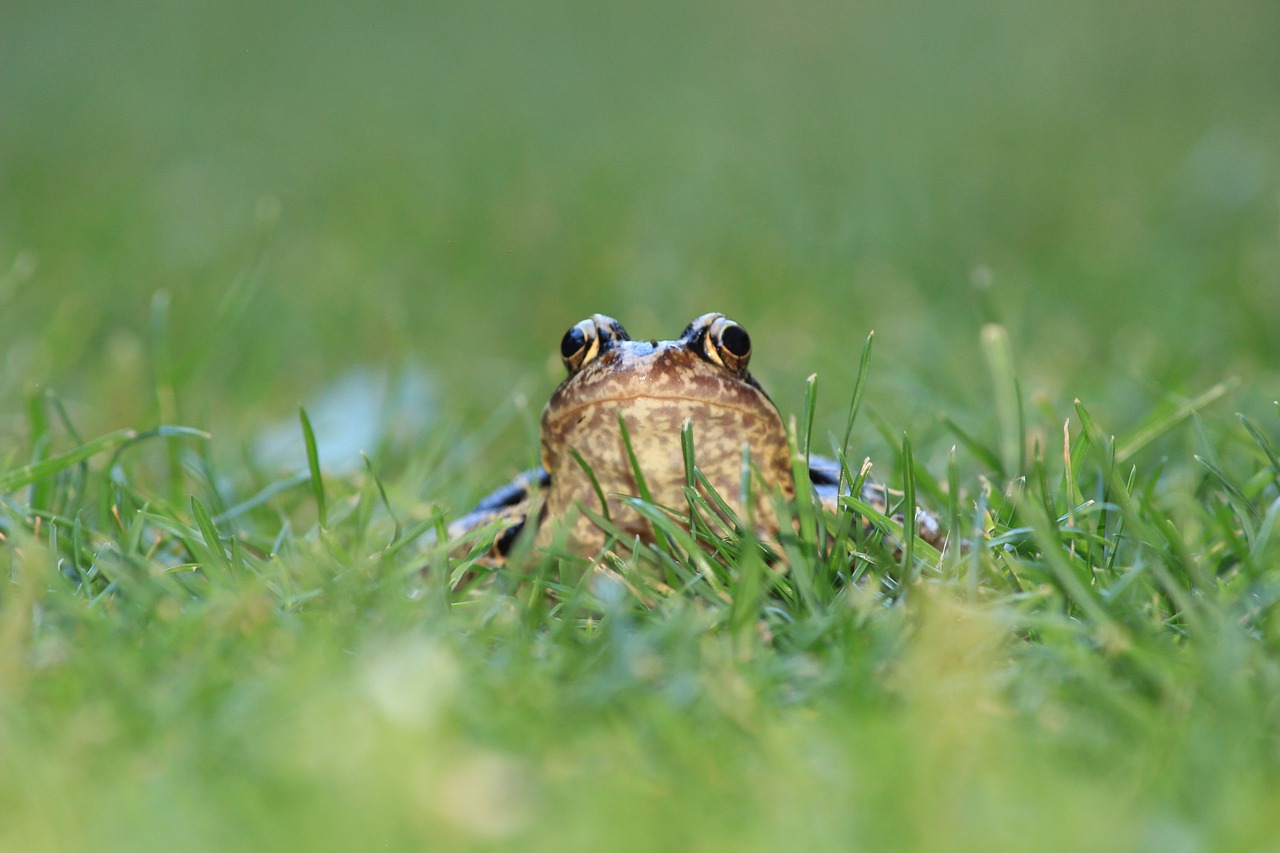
[560,314,631,375]
[560,319,599,374]
[706,316,751,373]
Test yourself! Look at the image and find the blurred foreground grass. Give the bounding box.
[3,0,1280,850]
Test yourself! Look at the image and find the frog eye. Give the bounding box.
[560,314,631,375]
[703,316,751,373]
[560,319,599,374]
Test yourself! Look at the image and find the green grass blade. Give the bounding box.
[901,431,917,582]
[799,373,818,460]
[0,429,138,493]
[212,471,310,525]
[25,386,53,514]
[1075,402,1201,627]
[107,425,212,472]
[839,331,874,469]
[190,496,232,575]
[615,411,653,505]
[569,448,611,524]
[841,493,942,565]
[47,390,86,447]
[1115,380,1236,464]
[1195,454,1260,520]
[361,452,402,543]
[692,468,744,533]
[299,406,327,529]
[1013,492,1127,645]
[1062,419,1079,528]
[940,414,1003,473]
[727,524,766,639]
[680,419,697,490]
[1238,413,1280,483]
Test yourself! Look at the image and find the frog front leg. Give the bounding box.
[447,467,549,564]
[808,455,949,552]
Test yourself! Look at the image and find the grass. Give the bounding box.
[4,0,1280,850]
[3,347,1279,851]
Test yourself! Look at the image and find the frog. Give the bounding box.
[448,312,945,563]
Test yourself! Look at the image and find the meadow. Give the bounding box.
[3,0,1280,849]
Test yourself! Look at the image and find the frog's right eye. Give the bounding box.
[560,319,600,374]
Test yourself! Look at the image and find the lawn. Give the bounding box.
[3,0,1280,850]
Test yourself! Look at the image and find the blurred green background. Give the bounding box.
[3,0,1278,485]
[4,3,1280,851]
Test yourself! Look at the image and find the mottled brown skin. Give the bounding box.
[449,312,947,563]
[539,323,793,555]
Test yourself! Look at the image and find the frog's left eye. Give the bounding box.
[560,319,600,374]
[560,314,631,376]
[704,316,751,373]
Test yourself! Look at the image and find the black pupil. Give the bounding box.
[720,325,750,357]
[561,327,586,359]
